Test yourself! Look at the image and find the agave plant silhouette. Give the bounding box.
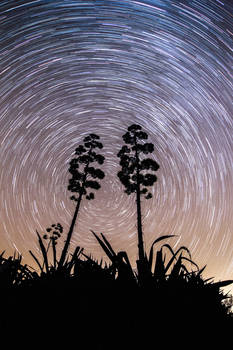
[29,133,105,277]
[117,124,159,283]
[58,133,105,270]
[91,230,233,297]
[148,238,199,281]
[90,231,197,285]
[91,230,136,286]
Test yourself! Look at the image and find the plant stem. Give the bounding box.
[58,187,83,269]
[58,147,93,270]
[134,137,145,262]
[42,239,51,271]
[52,239,57,269]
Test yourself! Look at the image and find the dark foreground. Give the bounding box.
[0,278,232,349]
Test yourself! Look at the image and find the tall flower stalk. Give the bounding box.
[117,124,159,280]
[58,134,105,269]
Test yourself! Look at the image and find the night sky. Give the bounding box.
[0,0,232,292]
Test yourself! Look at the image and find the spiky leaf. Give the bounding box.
[36,231,49,273]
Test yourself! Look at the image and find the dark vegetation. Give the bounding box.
[0,126,232,348]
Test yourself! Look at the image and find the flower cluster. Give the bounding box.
[43,223,63,245]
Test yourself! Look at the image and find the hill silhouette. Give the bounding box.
[0,233,232,349]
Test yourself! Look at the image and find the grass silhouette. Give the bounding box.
[0,230,232,348]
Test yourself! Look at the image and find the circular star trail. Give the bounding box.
[0,0,232,289]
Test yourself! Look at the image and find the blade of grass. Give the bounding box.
[153,249,166,279]
[162,244,193,274]
[211,280,233,289]
[29,250,43,273]
[197,265,206,276]
[100,233,117,258]
[169,254,183,279]
[91,230,115,261]
[82,252,103,267]
[117,251,135,277]
[148,235,176,268]
[160,244,176,274]
[71,246,82,262]
[0,250,5,258]
[181,256,199,271]
[36,230,49,273]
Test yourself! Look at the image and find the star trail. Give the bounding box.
[0,0,232,291]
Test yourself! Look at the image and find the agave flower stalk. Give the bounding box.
[58,134,105,269]
[117,124,159,283]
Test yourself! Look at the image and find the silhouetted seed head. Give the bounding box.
[43,223,64,242]
[128,124,142,132]
[117,124,159,199]
[68,133,105,202]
